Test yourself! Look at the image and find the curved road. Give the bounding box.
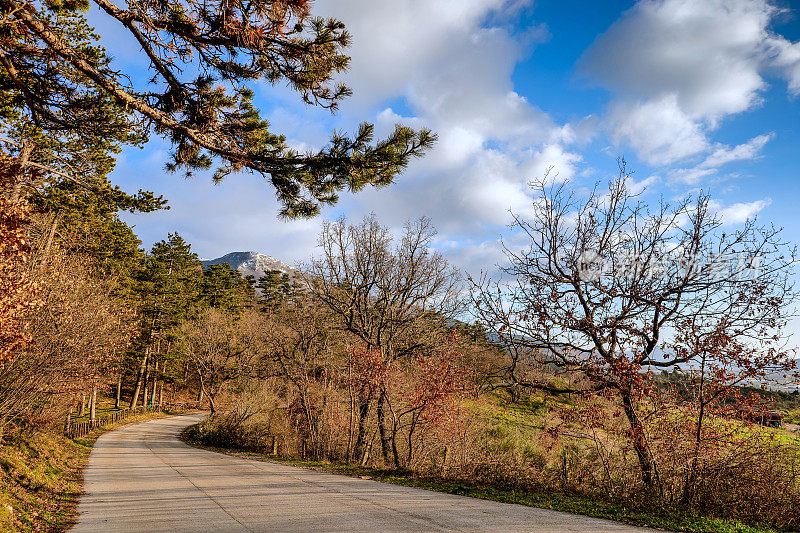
[73,414,658,532]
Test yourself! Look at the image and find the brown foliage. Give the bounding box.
[179,308,264,414]
[0,239,133,431]
[0,156,40,367]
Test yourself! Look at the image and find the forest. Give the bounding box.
[1,0,800,532]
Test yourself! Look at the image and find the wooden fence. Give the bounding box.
[64,405,157,438]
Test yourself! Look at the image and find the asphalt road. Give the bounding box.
[72,414,659,532]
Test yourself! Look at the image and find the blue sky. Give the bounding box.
[108,0,800,329]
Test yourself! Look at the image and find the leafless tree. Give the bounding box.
[307,214,462,465]
[263,297,339,458]
[0,237,133,432]
[470,164,797,485]
[179,308,262,414]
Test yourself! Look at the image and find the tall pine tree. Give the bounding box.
[200,263,255,311]
[129,233,201,407]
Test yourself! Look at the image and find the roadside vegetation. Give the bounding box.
[182,192,800,532]
[0,0,798,532]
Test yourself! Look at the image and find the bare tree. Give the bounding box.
[263,297,338,458]
[471,165,797,486]
[307,214,462,465]
[179,308,261,414]
[0,238,133,432]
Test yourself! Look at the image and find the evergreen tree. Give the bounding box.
[256,269,298,310]
[0,0,436,217]
[0,9,165,293]
[200,262,255,311]
[0,9,149,198]
[34,182,166,297]
[129,233,202,407]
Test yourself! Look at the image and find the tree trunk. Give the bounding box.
[390,428,400,468]
[89,386,97,422]
[115,375,122,409]
[79,393,86,418]
[130,351,148,409]
[141,361,150,410]
[207,393,215,414]
[683,358,708,507]
[10,143,32,203]
[376,390,393,466]
[150,361,158,408]
[621,391,656,486]
[40,211,60,264]
[406,412,420,465]
[158,381,164,409]
[352,393,371,464]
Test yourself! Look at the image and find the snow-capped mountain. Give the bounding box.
[201,251,303,283]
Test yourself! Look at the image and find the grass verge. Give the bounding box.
[181,424,779,533]
[0,410,186,532]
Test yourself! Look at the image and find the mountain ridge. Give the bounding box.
[201,251,303,283]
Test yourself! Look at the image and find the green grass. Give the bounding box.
[182,424,777,533]
[783,408,800,426]
[69,397,126,423]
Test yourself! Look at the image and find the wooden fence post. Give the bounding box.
[89,386,97,425]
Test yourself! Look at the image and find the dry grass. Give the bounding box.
[0,411,183,532]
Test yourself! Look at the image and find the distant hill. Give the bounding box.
[201,251,304,285]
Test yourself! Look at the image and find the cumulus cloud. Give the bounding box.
[606,95,709,166]
[668,133,774,183]
[581,0,799,167]
[712,198,772,224]
[107,0,789,282]
[304,0,582,265]
[766,34,800,94]
[110,0,582,276]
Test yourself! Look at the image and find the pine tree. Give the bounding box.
[256,269,298,310]
[129,233,202,407]
[0,0,436,217]
[200,262,255,311]
[0,9,165,290]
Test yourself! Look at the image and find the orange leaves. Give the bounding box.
[0,158,40,367]
[408,340,475,423]
[347,333,475,427]
[347,345,389,393]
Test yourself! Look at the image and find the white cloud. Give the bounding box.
[667,167,717,184]
[700,133,774,168]
[581,0,799,167]
[626,174,660,195]
[667,133,774,183]
[606,95,709,166]
[712,198,772,224]
[304,0,582,257]
[111,0,580,277]
[766,34,800,94]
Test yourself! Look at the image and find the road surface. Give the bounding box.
[73,414,659,532]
